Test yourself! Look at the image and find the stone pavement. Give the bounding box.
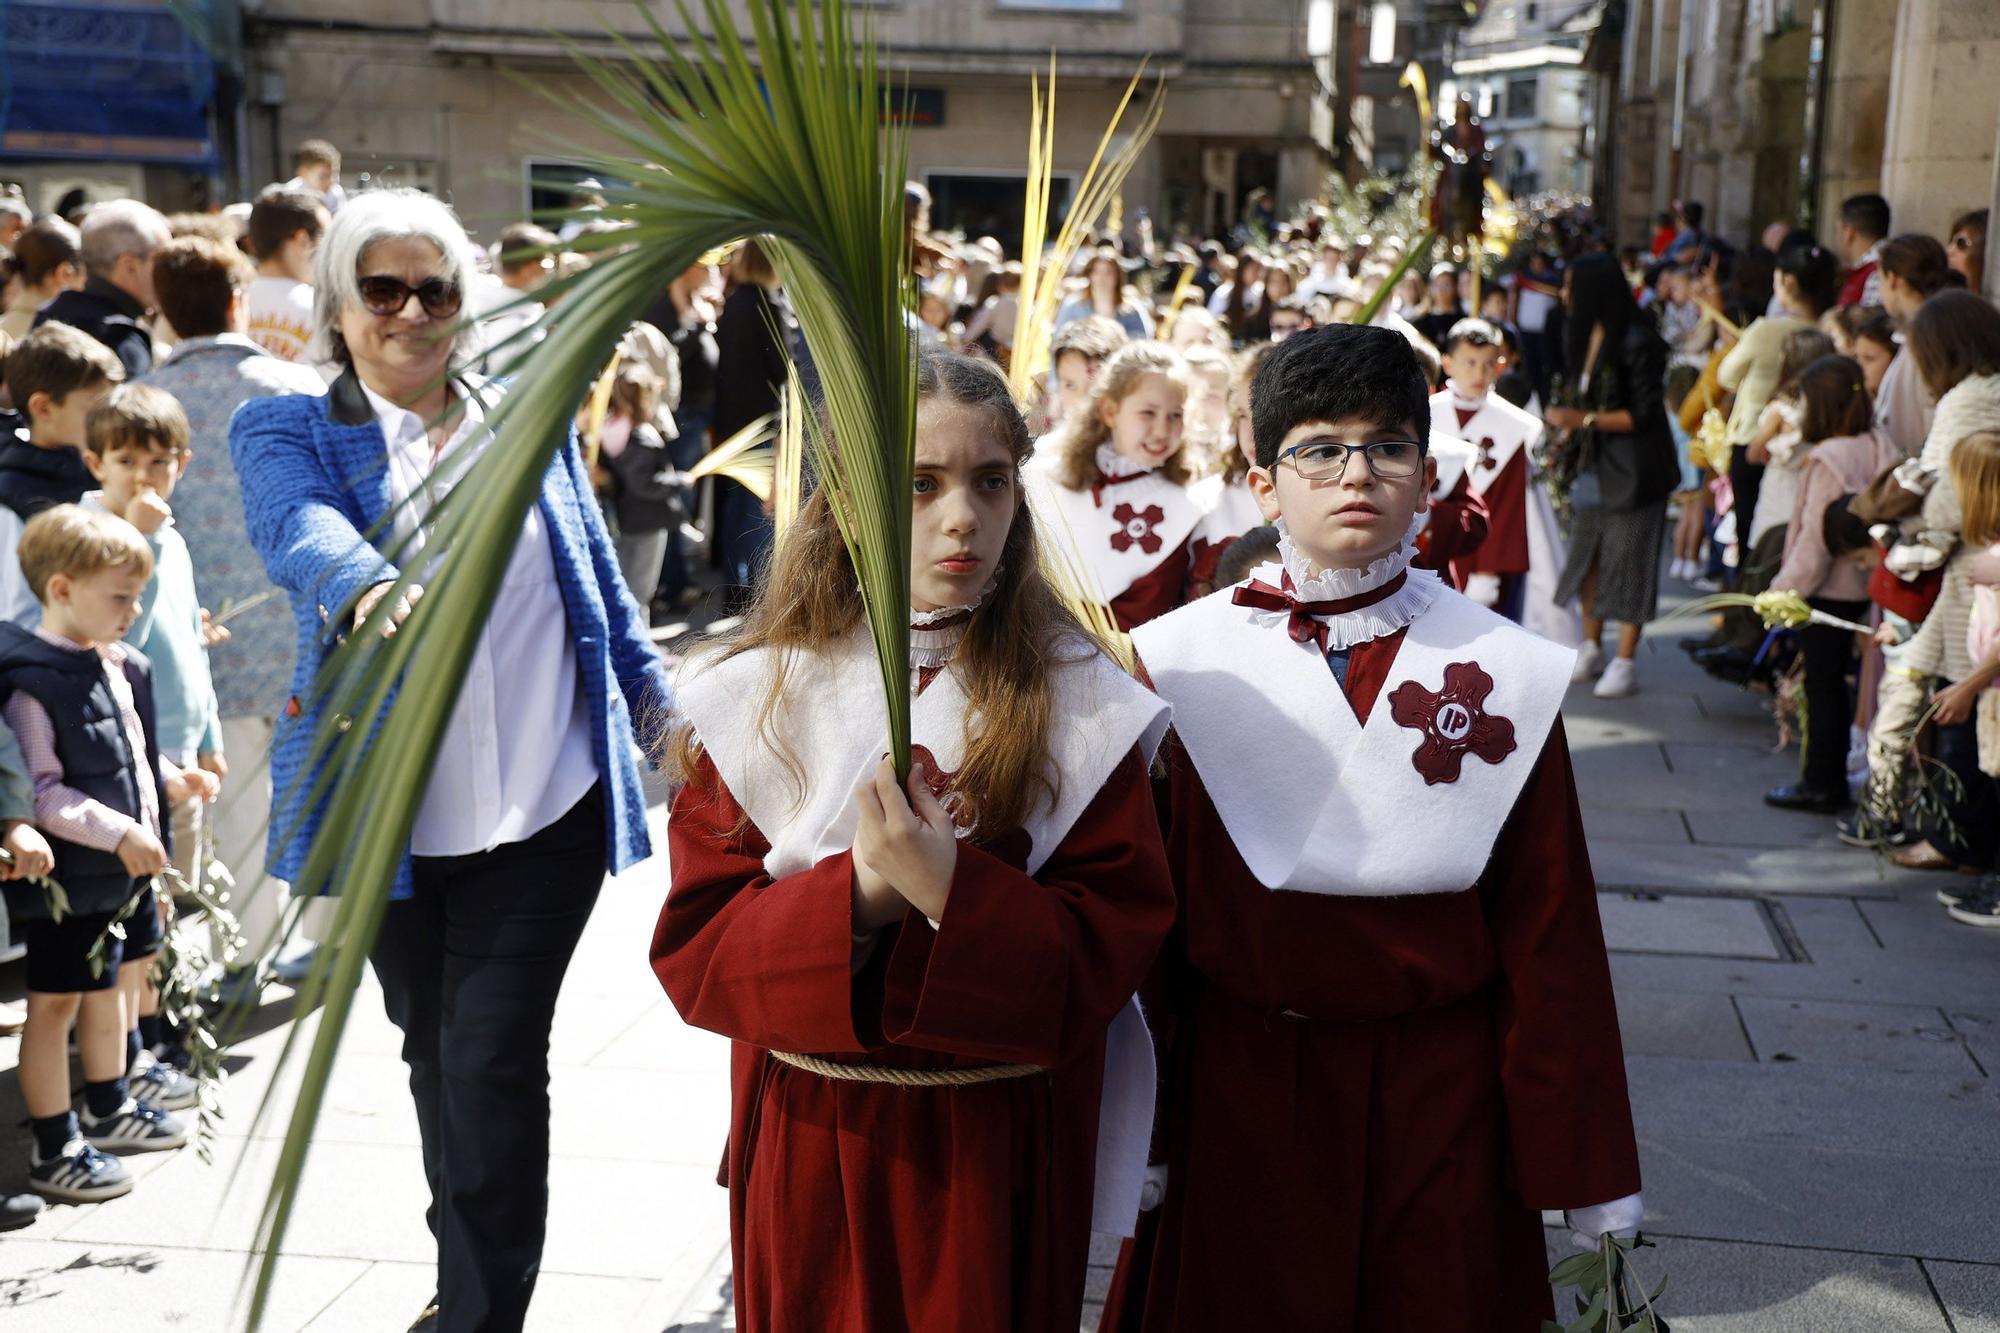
[2,599,1998,1330]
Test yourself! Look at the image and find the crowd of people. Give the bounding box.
[0,123,1992,1333]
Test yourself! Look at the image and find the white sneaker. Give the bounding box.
[1571,641,1605,682]
[1594,656,1640,698]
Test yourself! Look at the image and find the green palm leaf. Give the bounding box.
[237,2,914,1324]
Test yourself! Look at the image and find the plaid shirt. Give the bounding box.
[140,335,328,719]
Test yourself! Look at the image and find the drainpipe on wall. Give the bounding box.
[1797,0,1836,234]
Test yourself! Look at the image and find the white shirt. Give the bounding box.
[245,276,319,364]
[360,378,599,857]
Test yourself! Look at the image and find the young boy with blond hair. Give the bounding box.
[0,505,216,1201]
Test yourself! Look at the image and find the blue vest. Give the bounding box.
[0,438,93,524]
[0,624,166,920]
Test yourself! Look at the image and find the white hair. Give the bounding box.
[77,199,170,277]
[313,188,479,366]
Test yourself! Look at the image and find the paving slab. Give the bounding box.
[1734,996,1980,1074]
[0,1239,365,1331]
[1552,1235,1949,1332]
[1860,899,2000,962]
[300,1259,662,1333]
[1598,893,1785,960]
[1611,945,2000,1010]
[1926,1260,2000,1333]
[1684,808,1845,848]
[1583,804,1692,845]
[1614,989,1757,1061]
[1625,1055,2000,1152]
[1635,1136,2000,1261]
[1592,839,1921,897]
[1776,896,1885,955]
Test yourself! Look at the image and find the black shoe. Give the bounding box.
[1693,644,1754,671]
[408,1295,440,1332]
[1764,783,1848,814]
[1937,880,1988,907]
[0,1191,42,1231]
[1946,889,2000,928]
[1679,635,1724,655]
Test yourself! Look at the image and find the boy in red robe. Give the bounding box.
[1103,324,1641,1332]
[1432,318,1553,624]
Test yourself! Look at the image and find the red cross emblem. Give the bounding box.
[1387,660,1517,786]
[908,744,975,834]
[1110,502,1166,555]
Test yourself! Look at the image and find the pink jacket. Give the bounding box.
[1773,427,1900,602]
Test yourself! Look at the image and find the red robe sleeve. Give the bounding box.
[878,748,1176,1066]
[1419,474,1490,587]
[650,754,873,1055]
[1479,718,1643,1208]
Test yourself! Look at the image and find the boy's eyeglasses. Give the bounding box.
[357,275,464,319]
[1274,438,1427,481]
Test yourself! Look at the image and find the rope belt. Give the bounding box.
[766,1049,1045,1087]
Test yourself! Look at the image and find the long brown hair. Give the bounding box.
[1953,430,2000,546]
[1795,355,1873,445]
[1049,340,1194,490]
[671,348,1110,838]
[1909,290,2000,399]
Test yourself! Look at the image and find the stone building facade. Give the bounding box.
[1599,0,2000,294]
[237,0,1340,247]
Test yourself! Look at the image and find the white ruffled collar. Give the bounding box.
[1443,380,1489,413]
[1096,443,1156,479]
[909,583,993,671]
[1265,516,1441,650]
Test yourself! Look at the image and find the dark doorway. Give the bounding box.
[925,173,1075,256]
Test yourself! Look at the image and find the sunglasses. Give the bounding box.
[357,274,464,319]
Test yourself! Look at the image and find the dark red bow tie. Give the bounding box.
[1232,570,1410,652]
[1090,468,1153,506]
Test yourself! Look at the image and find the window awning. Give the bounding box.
[1,1,220,168]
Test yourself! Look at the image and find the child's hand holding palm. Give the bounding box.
[851,757,959,930]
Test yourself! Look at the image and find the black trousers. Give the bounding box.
[1727,445,1765,586]
[371,784,607,1333]
[1797,598,1869,795]
[1919,689,2000,869]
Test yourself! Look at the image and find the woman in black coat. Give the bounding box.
[710,241,788,612]
[1548,252,1680,700]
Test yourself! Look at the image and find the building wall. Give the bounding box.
[1879,0,2000,243]
[1813,0,1894,232]
[244,1,1324,242]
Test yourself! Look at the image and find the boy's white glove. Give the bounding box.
[1564,1192,1644,1250]
[1465,572,1502,608]
[1138,1163,1169,1213]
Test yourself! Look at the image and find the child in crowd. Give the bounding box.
[0,723,55,1041]
[1029,341,1212,629]
[1103,325,1640,1331]
[1849,310,1898,399]
[1179,343,1232,473]
[79,384,221,1098]
[1765,357,1899,812]
[595,363,685,626]
[0,506,218,1202]
[653,349,1172,1330]
[1188,343,1276,596]
[0,325,124,625]
[1045,315,1129,433]
[1430,318,1550,622]
[1943,431,2000,926]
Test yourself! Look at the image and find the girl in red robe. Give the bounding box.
[1103,324,1642,1333]
[1027,341,1216,628]
[653,349,1174,1333]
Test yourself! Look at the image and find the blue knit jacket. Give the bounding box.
[230,368,671,899]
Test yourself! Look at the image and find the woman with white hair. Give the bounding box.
[230,189,669,1333]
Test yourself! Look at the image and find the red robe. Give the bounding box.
[653,748,1174,1333]
[1102,630,1640,1332]
[1111,537,1197,630]
[1415,470,1490,589]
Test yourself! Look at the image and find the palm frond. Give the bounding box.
[1351,230,1436,328]
[238,2,916,1324]
[775,359,808,537]
[1007,59,1167,407]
